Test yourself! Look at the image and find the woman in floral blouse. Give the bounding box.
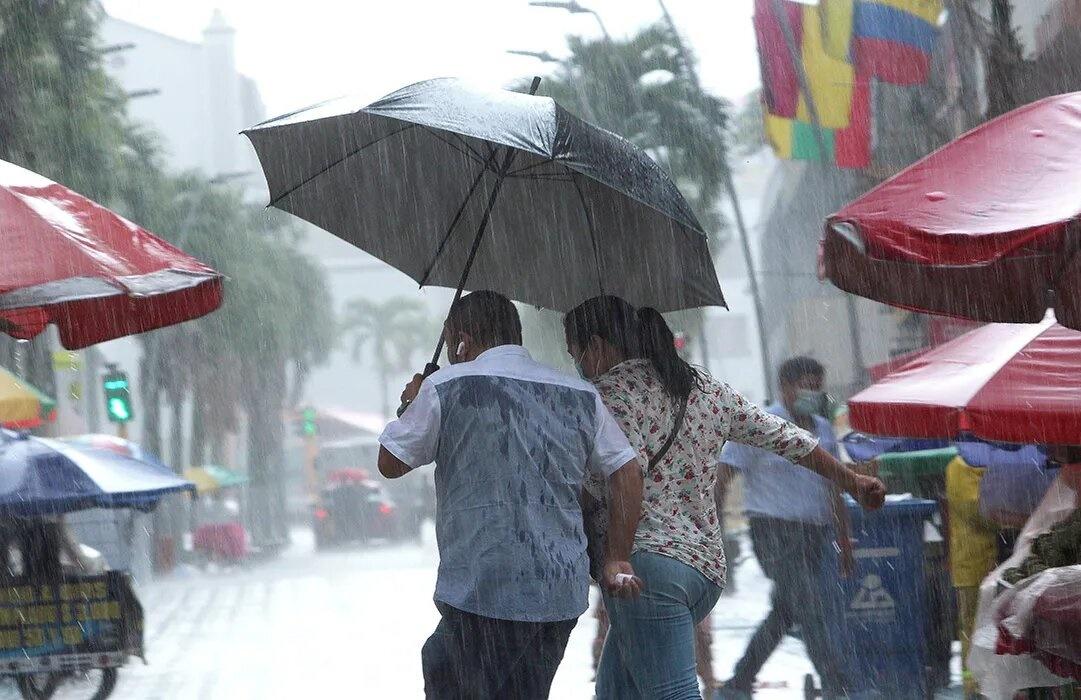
[564,295,884,700]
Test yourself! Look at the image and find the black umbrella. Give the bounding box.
[244,77,724,364]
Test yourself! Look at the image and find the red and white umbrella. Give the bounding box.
[0,159,222,349]
[848,317,1081,444]
[821,93,1081,330]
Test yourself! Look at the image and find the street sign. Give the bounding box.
[102,370,133,424]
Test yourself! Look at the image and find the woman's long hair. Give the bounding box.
[564,296,702,402]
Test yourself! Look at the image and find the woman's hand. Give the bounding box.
[603,560,643,599]
[848,473,886,510]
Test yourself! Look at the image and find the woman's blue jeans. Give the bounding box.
[597,551,722,700]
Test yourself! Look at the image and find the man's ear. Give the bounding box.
[457,332,476,359]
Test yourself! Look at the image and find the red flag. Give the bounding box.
[834,70,872,168]
[754,0,804,119]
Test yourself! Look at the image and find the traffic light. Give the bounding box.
[673,332,688,352]
[301,407,317,437]
[102,369,133,424]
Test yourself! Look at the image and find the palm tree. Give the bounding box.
[0,0,132,399]
[121,166,335,546]
[342,297,432,419]
[517,24,731,368]
[532,23,731,245]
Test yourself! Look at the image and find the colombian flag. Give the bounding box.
[853,0,944,85]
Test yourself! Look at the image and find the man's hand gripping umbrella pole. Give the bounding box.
[396,77,543,419]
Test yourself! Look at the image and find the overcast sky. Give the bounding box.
[101,0,760,118]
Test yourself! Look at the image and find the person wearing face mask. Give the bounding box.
[377,290,644,699]
[564,300,884,700]
[717,357,853,700]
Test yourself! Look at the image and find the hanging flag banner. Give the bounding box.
[820,0,856,61]
[763,72,872,168]
[797,1,855,129]
[754,0,804,119]
[853,0,945,85]
[755,0,871,168]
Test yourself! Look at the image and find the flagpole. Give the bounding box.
[769,0,868,390]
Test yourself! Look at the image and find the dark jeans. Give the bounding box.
[729,517,846,693]
[422,602,577,699]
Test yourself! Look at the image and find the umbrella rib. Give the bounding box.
[507,157,558,176]
[510,173,574,182]
[418,127,488,167]
[267,124,416,207]
[417,148,503,287]
[570,170,606,297]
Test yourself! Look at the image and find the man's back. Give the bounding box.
[380,345,635,623]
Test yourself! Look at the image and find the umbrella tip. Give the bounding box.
[529,76,541,95]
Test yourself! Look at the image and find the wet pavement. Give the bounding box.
[0,525,960,698]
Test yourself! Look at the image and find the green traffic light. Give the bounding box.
[108,397,131,422]
[302,407,317,437]
[102,370,134,424]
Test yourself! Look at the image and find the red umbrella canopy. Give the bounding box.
[821,92,1081,330]
[0,159,223,349]
[848,318,1081,445]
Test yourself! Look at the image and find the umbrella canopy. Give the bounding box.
[821,92,1081,330]
[848,317,1081,444]
[0,431,194,516]
[0,159,224,349]
[0,367,55,429]
[60,434,161,464]
[182,465,248,494]
[244,77,724,314]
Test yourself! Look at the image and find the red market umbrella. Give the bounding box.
[821,92,1081,330]
[0,159,223,349]
[848,317,1081,444]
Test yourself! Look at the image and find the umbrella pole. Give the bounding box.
[397,78,543,417]
[426,141,522,369]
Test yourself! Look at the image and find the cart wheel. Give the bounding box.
[804,673,819,700]
[17,668,118,700]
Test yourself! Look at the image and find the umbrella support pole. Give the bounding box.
[427,151,515,368]
[424,77,543,370]
[395,77,546,418]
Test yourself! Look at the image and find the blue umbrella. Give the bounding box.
[0,431,194,516]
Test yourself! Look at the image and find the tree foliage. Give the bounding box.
[0,0,336,546]
[342,297,432,418]
[532,23,731,245]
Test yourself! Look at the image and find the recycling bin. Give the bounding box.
[805,497,941,700]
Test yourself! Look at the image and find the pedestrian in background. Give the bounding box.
[717,357,853,699]
[378,290,643,699]
[565,298,884,700]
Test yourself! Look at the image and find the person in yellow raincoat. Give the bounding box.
[945,455,998,699]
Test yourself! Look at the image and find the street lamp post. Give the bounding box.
[529,0,611,40]
[656,0,775,400]
[529,0,644,117]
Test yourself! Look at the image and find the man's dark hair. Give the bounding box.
[445,290,522,347]
[778,356,825,386]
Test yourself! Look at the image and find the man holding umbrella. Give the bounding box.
[378,291,644,698]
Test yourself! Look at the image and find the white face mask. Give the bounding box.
[456,341,466,358]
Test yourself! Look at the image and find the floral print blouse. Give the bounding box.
[585,359,819,587]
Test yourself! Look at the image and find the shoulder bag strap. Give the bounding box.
[648,397,689,470]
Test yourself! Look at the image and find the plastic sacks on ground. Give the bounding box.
[994,564,1081,682]
[968,477,1079,698]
